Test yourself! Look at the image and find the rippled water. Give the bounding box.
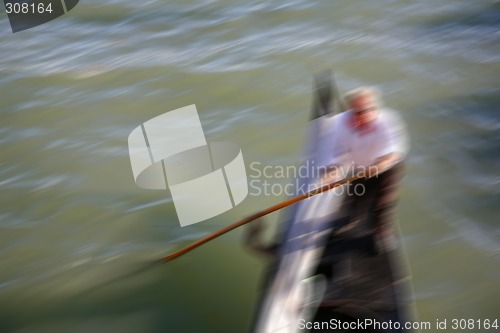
[1,1,499,332]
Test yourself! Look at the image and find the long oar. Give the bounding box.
[158,173,364,263]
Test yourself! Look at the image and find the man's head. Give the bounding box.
[344,87,381,129]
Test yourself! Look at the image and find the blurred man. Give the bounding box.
[245,86,412,333]
[312,87,411,332]
[321,87,407,181]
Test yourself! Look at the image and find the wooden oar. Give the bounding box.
[158,173,364,263]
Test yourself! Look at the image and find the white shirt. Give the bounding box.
[316,108,409,169]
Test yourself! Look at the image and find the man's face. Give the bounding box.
[350,93,379,128]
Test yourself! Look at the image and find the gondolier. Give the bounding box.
[320,86,407,175]
[155,75,414,332]
[244,79,413,333]
[308,86,412,332]
[318,86,408,253]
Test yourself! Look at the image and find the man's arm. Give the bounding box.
[366,152,403,178]
[366,110,409,178]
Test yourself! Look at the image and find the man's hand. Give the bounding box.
[320,165,344,185]
[367,153,402,178]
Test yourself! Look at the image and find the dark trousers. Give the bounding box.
[306,162,411,333]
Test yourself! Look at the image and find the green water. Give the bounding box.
[1,1,499,332]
